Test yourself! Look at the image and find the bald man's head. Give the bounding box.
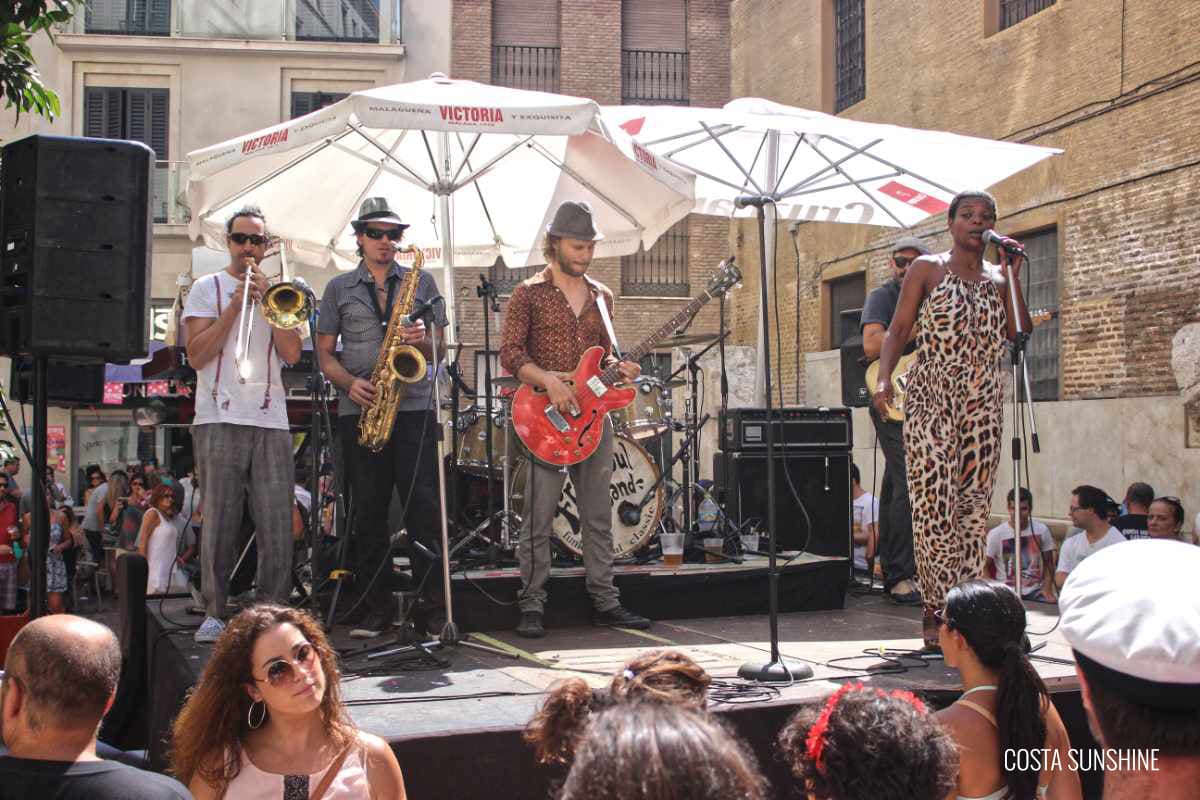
[6,615,121,730]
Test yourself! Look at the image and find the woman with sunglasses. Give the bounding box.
[936,580,1080,800]
[171,604,406,799]
[1147,496,1189,542]
[138,484,184,594]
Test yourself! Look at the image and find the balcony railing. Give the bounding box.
[621,221,689,297]
[621,49,689,105]
[154,161,189,226]
[78,0,402,43]
[492,45,561,92]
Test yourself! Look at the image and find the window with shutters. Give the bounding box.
[621,0,688,105]
[84,0,171,35]
[621,219,689,297]
[296,0,380,42]
[492,0,560,92]
[1017,227,1060,400]
[1000,0,1055,30]
[827,272,865,349]
[833,0,865,112]
[290,91,348,119]
[84,87,171,222]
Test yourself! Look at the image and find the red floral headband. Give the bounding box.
[804,683,927,774]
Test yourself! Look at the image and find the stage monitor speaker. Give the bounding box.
[9,356,105,406]
[0,135,152,360]
[714,450,851,560]
[840,335,871,408]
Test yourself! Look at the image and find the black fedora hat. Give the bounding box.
[351,197,409,231]
[545,200,603,241]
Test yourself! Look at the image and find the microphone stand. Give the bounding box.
[735,196,813,683]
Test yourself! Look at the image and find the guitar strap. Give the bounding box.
[589,280,621,358]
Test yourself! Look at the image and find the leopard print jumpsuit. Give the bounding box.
[903,260,1008,608]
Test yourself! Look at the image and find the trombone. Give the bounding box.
[233,239,314,381]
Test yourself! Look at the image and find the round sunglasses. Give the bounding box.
[254,641,318,687]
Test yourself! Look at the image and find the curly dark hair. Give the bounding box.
[778,685,958,800]
[945,580,1048,800]
[168,604,356,790]
[525,649,711,765]
[560,703,766,800]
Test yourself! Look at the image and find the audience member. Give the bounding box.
[778,682,956,800]
[936,580,1081,800]
[293,466,312,541]
[525,649,710,765]
[42,467,68,509]
[21,490,74,614]
[1111,481,1153,540]
[81,467,109,563]
[1059,540,1200,799]
[170,604,405,799]
[0,474,19,615]
[1055,485,1125,590]
[1146,496,1189,543]
[138,485,184,595]
[850,463,879,576]
[3,456,21,500]
[984,488,1057,602]
[559,703,766,800]
[0,614,191,798]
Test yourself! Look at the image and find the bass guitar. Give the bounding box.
[512,259,742,466]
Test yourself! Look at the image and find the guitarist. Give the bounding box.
[499,201,652,638]
[859,236,928,607]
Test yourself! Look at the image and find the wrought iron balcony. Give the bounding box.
[492,45,561,93]
[621,49,689,106]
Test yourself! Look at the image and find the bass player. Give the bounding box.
[316,197,447,639]
[499,201,652,638]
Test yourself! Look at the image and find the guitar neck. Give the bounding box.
[599,291,715,384]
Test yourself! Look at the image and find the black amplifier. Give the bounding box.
[719,407,852,452]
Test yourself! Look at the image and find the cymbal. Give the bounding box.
[660,331,724,347]
[661,378,687,389]
[492,376,521,389]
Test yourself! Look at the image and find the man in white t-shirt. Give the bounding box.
[985,487,1057,601]
[1055,484,1127,590]
[182,206,303,644]
[850,463,879,575]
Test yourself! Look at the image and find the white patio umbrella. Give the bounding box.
[187,74,695,339]
[601,99,1062,401]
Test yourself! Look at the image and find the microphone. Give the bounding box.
[291,276,314,296]
[734,195,772,209]
[618,500,642,527]
[400,295,442,326]
[982,230,1025,256]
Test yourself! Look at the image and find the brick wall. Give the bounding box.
[450,0,491,82]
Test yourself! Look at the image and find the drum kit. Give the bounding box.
[451,330,728,564]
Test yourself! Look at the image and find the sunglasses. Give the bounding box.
[362,227,404,241]
[255,642,319,687]
[228,233,268,246]
[131,481,144,488]
[892,256,914,268]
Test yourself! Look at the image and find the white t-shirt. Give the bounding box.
[986,520,1055,597]
[1057,526,1126,577]
[181,270,289,430]
[852,492,879,571]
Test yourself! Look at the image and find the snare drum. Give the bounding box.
[456,409,516,476]
[610,377,670,439]
[511,437,663,558]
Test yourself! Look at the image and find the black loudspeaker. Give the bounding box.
[0,135,152,359]
[714,450,851,559]
[10,356,105,405]
[840,335,871,407]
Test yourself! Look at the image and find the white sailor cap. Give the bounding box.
[1059,539,1200,708]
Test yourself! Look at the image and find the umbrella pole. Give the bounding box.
[738,199,813,684]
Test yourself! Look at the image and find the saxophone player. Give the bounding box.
[316,198,447,639]
[183,206,303,644]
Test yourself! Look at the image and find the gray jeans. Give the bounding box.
[518,419,620,614]
[193,423,293,619]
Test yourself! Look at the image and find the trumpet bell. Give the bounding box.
[261,282,312,330]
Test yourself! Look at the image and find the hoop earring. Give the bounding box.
[247,700,267,730]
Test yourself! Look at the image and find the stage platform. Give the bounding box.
[143,589,1104,799]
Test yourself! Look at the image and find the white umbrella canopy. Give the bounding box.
[186,75,694,274]
[599,99,1062,401]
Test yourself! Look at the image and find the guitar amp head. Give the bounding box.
[719,407,853,452]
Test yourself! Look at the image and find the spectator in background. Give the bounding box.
[1147,496,1188,543]
[850,463,879,578]
[292,466,312,542]
[21,488,74,614]
[1111,481,1153,540]
[43,467,68,508]
[984,488,1057,602]
[0,473,18,615]
[779,683,958,800]
[525,649,711,766]
[1056,485,1125,590]
[0,615,192,798]
[81,467,109,564]
[559,704,766,800]
[3,455,22,501]
[138,485,184,595]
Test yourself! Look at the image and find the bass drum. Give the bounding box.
[511,437,663,559]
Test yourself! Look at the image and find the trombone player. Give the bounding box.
[183,206,302,644]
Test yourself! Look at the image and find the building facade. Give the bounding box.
[729,0,1200,527]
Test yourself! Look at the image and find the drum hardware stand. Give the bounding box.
[666,333,729,535]
[617,413,710,533]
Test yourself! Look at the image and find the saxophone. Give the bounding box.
[357,245,428,452]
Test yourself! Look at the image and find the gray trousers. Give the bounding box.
[193,423,293,619]
[518,418,620,614]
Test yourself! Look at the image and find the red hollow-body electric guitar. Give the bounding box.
[512,259,742,466]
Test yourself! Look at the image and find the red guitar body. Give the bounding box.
[511,346,635,467]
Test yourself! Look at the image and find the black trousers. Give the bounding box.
[870,409,917,592]
[338,410,442,609]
